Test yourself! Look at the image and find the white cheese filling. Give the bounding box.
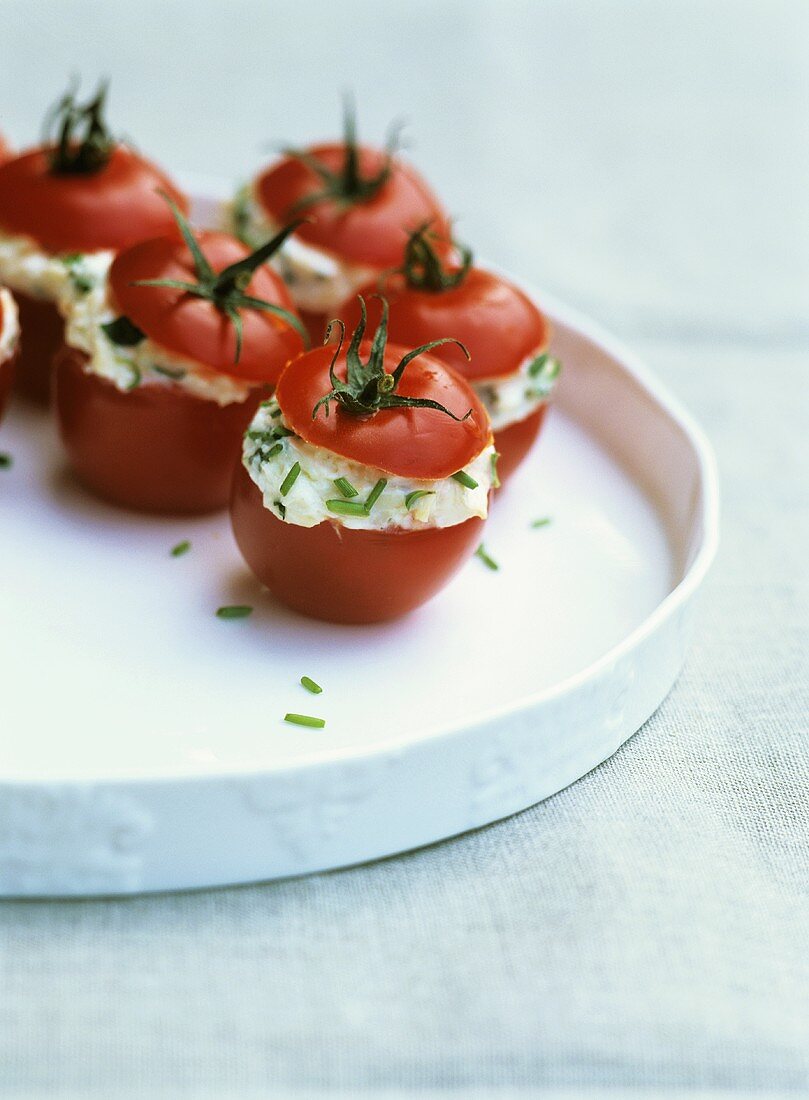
[61,267,256,407]
[0,286,20,364]
[243,397,495,531]
[474,349,561,432]
[0,229,115,312]
[224,185,377,315]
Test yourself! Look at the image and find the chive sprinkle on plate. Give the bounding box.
[284,713,326,729]
[0,453,12,470]
[300,676,323,695]
[475,543,499,571]
[216,605,253,619]
[531,517,552,528]
[170,540,191,557]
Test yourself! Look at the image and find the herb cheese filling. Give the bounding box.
[225,185,376,315]
[474,350,561,432]
[0,287,20,363]
[243,396,495,531]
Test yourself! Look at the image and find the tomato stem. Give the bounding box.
[44,78,116,175]
[398,222,474,293]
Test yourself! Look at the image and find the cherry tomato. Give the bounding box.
[0,146,187,254]
[256,144,449,270]
[55,345,264,514]
[110,232,305,385]
[338,271,553,479]
[230,460,484,623]
[276,343,490,481]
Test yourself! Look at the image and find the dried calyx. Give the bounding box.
[284,96,405,214]
[313,295,471,422]
[44,79,116,175]
[131,193,309,362]
[398,221,473,293]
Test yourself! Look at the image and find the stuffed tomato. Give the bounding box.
[55,197,307,514]
[231,299,495,624]
[0,288,20,422]
[338,225,561,483]
[226,100,449,345]
[0,81,188,403]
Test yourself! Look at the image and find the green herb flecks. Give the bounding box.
[333,476,358,498]
[475,543,499,571]
[326,499,369,517]
[275,500,286,519]
[313,295,471,422]
[132,192,309,363]
[490,451,501,490]
[152,364,186,381]
[170,540,191,557]
[526,353,562,399]
[531,517,552,529]
[283,95,405,216]
[61,253,95,295]
[300,676,323,695]
[0,453,12,470]
[279,461,301,496]
[364,478,387,512]
[452,470,478,490]
[43,78,115,175]
[102,315,145,347]
[216,605,253,619]
[405,489,434,511]
[284,713,326,729]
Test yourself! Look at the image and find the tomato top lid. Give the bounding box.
[254,99,449,269]
[109,196,308,383]
[0,81,188,253]
[276,297,492,481]
[338,223,551,381]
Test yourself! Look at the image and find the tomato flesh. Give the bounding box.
[230,460,483,623]
[12,291,64,404]
[276,343,490,481]
[109,232,305,384]
[494,405,548,485]
[0,146,187,253]
[55,344,264,514]
[255,144,449,269]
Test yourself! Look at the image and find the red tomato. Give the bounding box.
[0,134,11,163]
[0,145,187,253]
[110,232,305,385]
[230,460,484,623]
[337,271,553,479]
[255,143,449,269]
[276,342,490,481]
[55,345,264,514]
[11,291,64,403]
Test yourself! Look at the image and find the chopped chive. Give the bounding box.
[300,676,323,695]
[475,543,499,571]
[102,315,146,347]
[264,442,283,459]
[326,499,369,516]
[452,470,478,490]
[152,364,186,380]
[364,478,387,512]
[491,451,501,490]
[275,500,286,519]
[405,489,434,511]
[216,605,253,619]
[0,453,12,470]
[334,476,358,498]
[284,713,326,729]
[279,461,301,496]
[270,406,283,418]
[531,517,552,528]
[170,540,191,557]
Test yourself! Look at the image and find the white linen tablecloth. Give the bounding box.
[1,0,807,1094]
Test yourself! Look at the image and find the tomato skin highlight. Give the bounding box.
[0,146,187,254]
[230,460,484,624]
[255,143,449,269]
[109,232,305,384]
[276,343,491,481]
[54,344,264,514]
[337,269,550,383]
[10,291,64,404]
[494,405,548,484]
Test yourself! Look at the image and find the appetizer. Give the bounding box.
[227,100,449,344]
[55,196,307,513]
[231,298,495,623]
[0,81,188,403]
[0,288,20,422]
[338,225,561,482]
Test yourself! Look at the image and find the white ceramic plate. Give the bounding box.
[0,187,718,896]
